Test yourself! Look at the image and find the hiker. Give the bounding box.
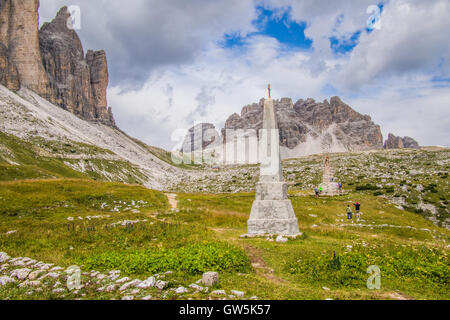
[314,187,319,198]
[339,183,343,193]
[319,186,323,194]
[346,205,353,220]
[354,202,361,221]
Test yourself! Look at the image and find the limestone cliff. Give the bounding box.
[0,2,115,127]
[0,0,50,98]
[39,7,115,126]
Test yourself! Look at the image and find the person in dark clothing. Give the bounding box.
[354,202,361,221]
[314,187,319,198]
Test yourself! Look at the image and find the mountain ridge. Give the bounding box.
[182,96,420,159]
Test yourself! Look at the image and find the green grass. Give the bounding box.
[84,242,251,275]
[0,180,449,300]
[0,132,88,181]
[0,131,150,184]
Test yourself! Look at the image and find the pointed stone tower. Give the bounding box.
[319,156,340,196]
[246,85,300,237]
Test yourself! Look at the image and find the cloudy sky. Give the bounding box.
[39,0,450,149]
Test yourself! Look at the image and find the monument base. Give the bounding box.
[247,200,300,236]
[319,182,340,196]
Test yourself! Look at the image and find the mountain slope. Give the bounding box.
[0,85,182,189]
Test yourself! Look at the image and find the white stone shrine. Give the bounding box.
[246,85,301,237]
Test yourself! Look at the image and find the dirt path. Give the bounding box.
[376,291,413,300]
[165,193,178,210]
[244,245,286,284]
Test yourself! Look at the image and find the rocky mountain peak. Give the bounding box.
[39,6,84,58]
[183,96,388,157]
[384,133,420,149]
[39,5,115,126]
[41,6,70,30]
[0,2,115,127]
[402,136,420,149]
[222,96,384,157]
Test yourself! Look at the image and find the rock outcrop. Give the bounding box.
[0,43,19,90]
[0,0,50,98]
[39,7,115,126]
[384,133,404,149]
[223,96,384,156]
[181,123,219,152]
[0,2,115,126]
[401,136,420,149]
[384,134,420,149]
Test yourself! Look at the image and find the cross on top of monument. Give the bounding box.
[268,84,271,99]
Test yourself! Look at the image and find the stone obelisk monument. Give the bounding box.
[246,85,300,237]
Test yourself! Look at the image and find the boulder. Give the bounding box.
[175,286,189,294]
[116,277,130,283]
[28,270,44,280]
[11,268,32,280]
[155,280,168,290]
[137,276,156,289]
[202,271,219,287]
[19,280,41,288]
[230,290,245,298]
[276,235,288,243]
[119,279,142,292]
[0,252,10,263]
[212,290,226,295]
[0,276,15,286]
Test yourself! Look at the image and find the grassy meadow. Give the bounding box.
[0,177,448,300]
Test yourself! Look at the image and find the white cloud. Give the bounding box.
[109,36,326,149]
[40,0,450,149]
[39,0,257,85]
[334,0,450,90]
[348,84,450,146]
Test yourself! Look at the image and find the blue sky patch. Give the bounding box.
[220,5,312,50]
[329,2,384,54]
[329,31,361,54]
[431,76,450,83]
